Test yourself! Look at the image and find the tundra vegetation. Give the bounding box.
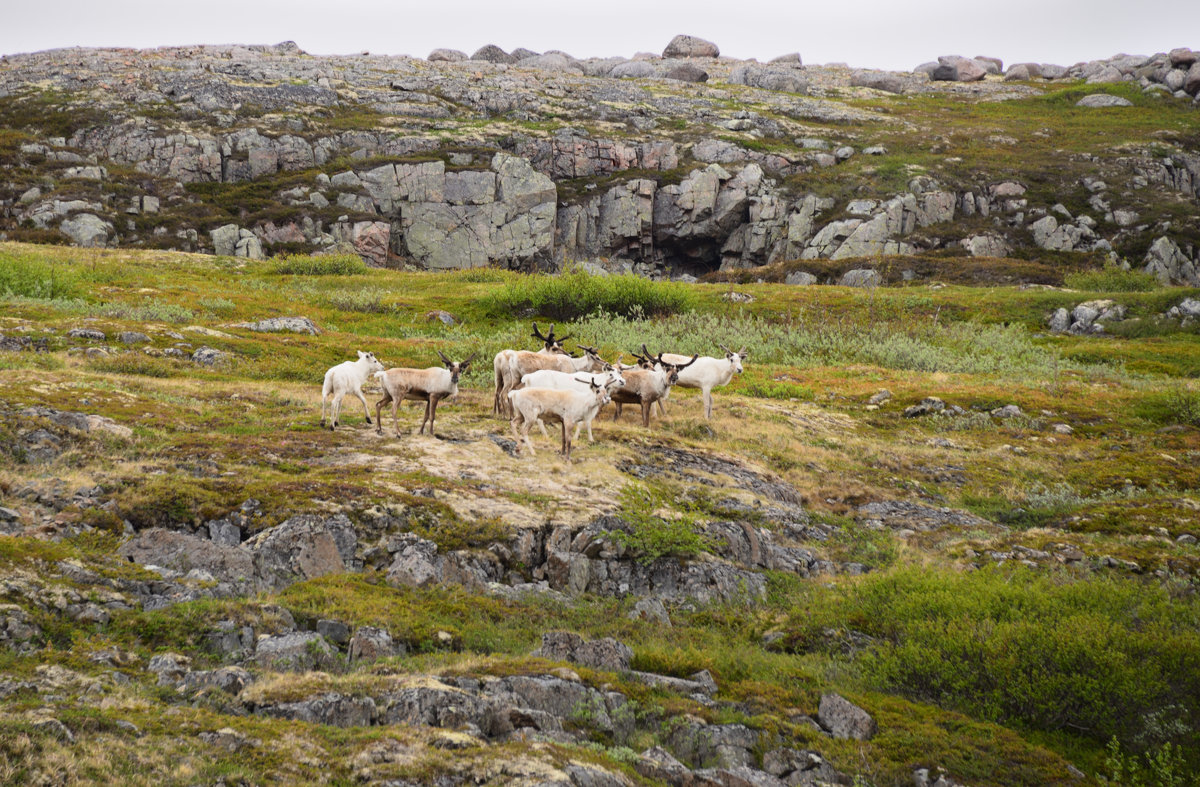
[0,37,1199,787]
[0,241,1198,785]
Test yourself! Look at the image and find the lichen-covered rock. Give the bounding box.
[818,692,877,740]
[249,513,359,590]
[255,631,337,671]
[59,213,111,247]
[258,692,377,727]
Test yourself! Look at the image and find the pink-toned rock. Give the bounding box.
[351,221,391,267]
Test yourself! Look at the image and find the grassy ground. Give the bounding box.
[1,242,1199,785]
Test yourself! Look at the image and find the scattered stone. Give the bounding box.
[424,310,457,326]
[191,347,229,366]
[118,331,150,344]
[784,270,817,286]
[234,316,320,335]
[67,328,105,341]
[1076,94,1133,107]
[904,397,945,418]
[349,626,400,663]
[867,390,892,406]
[818,692,877,740]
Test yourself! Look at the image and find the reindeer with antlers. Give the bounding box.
[492,322,571,417]
[374,351,477,438]
[611,350,698,427]
[638,343,748,420]
[494,323,606,418]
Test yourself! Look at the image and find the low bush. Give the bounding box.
[481,271,698,320]
[781,566,1200,762]
[270,253,368,276]
[1064,264,1161,293]
[1137,385,1200,427]
[0,252,82,299]
[607,483,709,563]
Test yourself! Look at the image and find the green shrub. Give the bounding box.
[270,253,368,276]
[781,566,1200,761]
[0,253,82,299]
[325,286,391,313]
[1137,385,1200,427]
[1064,265,1161,293]
[606,483,709,563]
[481,271,698,320]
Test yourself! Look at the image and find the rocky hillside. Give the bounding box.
[2,236,1200,784]
[1,38,1199,284]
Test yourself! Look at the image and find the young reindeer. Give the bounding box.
[519,363,625,442]
[374,351,476,438]
[492,322,571,417]
[611,351,698,427]
[642,343,748,420]
[508,378,611,462]
[321,351,385,430]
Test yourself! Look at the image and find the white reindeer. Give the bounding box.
[508,380,611,462]
[645,343,748,419]
[321,351,385,430]
[520,365,626,441]
[374,351,476,438]
[493,322,571,417]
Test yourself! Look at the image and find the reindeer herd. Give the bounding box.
[319,323,748,461]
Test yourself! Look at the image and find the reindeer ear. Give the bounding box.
[357,350,367,359]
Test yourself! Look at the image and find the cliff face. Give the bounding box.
[1,40,1199,281]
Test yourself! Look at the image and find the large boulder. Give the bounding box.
[539,632,633,671]
[249,513,359,590]
[470,44,515,64]
[255,631,338,671]
[818,693,877,740]
[118,529,256,586]
[1143,236,1199,285]
[664,62,708,83]
[662,35,719,59]
[59,213,111,247]
[209,224,241,256]
[427,48,467,62]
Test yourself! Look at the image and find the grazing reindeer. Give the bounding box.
[508,379,611,462]
[611,351,698,427]
[375,351,476,438]
[492,322,572,417]
[321,351,385,430]
[644,343,748,419]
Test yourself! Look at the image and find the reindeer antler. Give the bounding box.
[436,349,452,365]
[531,322,548,342]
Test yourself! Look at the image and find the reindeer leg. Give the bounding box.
[561,420,571,461]
[356,385,373,425]
[375,391,388,435]
[704,388,713,420]
[331,392,344,430]
[537,417,550,439]
[641,399,651,428]
[428,394,442,437]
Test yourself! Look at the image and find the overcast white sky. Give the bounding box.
[2,0,1198,71]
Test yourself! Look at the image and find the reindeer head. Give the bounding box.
[659,353,698,385]
[437,350,477,385]
[719,344,748,374]
[358,351,385,374]
[531,322,572,354]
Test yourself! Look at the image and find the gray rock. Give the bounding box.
[316,619,350,645]
[664,62,708,83]
[59,213,111,247]
[1076,94,1133,107]
[1040,63,1068,79]
[255,631,337,671]
[427,48,467,62]
[258,692,376,727]
[818,692,877,740]
[636,747,692,783]
[839,269,881,287]
[610,60,656,79]
[1047,308,1071,333]
[118,331,150,344]
[191,346,229,366]
[539,632,632,672]
[348,626,399,663]
[663,35,719,59]
[249,513,358,590]
[629,597,672,626]
[991,404,1023,419]
[903,397,945,418]
[851,71,906,93]
[1170,48,1198,68]
[209,224,241,256]
[1174,297,1200,319]
[180,666,252,695]
[471,44,515,64]
[67,328,106,341]
[234,316,320,335]
[119,529,256,586]
[1144,236,1199,285]
[784,270,817,286]
[1004,63,1042,81]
